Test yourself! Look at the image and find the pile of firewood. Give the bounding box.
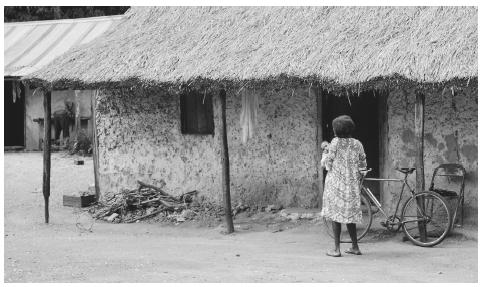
[90,180,198,223]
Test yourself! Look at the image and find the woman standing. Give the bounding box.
[320,115,367,257]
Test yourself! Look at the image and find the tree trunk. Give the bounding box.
[415,91,427,242]
[43,90,52,224]
[218,89,234,234]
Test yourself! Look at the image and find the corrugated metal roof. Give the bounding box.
[4,15,124,77]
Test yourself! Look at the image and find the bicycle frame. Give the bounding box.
[361,171,415,224]
[328,169,455,246]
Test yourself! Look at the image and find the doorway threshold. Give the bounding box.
[4,146,25,152]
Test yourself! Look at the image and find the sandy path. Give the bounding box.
[4,152,478,282]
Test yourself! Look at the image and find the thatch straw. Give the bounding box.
[25,6,477,90]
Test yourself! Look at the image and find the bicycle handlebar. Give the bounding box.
[358,168,371,185]
[359,168,372,175]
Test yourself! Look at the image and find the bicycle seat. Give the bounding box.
[396,167,415,174]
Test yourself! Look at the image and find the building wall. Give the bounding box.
[95,87,223,203]
[95,87,320,207]
[226,88,319,207]
[94,85,477,223]
[25,87,93,150]
[384,86,478,224]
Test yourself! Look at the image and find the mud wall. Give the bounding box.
[226,88,319,207]
[25,87,93,150]
[95,88,223,203]
[95,87,319,207]
[94,85,477,221]
[384,86,478,224]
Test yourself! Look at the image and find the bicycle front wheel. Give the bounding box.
[323,191,373,243]
[401,191,452,247]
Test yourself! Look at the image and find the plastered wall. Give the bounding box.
[95,87,320,207]
[95,88,223,203]
[226,88,319,207]
[94,85,477,222]
[384,86,477,224]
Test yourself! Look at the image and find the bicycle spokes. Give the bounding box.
[402,192,451,246]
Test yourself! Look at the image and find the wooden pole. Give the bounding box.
[74,90,81,138]
[378,90,389,207]
[218,89,234,233]
[414,91,427,242]
[314,85,324,208]
[42,90,52,224]
[91,91,101,201]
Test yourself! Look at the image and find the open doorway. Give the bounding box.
[4,79,25,148]
[322,90,384,199]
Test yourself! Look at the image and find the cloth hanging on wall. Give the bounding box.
[12,81,21,103]
[240,91,258,144]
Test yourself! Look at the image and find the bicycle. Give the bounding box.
[323,167,452,247]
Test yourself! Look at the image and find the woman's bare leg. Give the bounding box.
[327,221,341,257]
[346,223,362,255]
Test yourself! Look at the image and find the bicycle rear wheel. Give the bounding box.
[401,191,452,247]
[323,191,373,243]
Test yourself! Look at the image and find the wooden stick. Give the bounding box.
[139,197,164,205]
[378,89,389,207]
[314,85,324,208]
[415,91,427,242]
[125,208,167,223]
[91,90,101,201]
[42,90,52,224]
[218,89,234,234]
[74,90,81,138]
[159,199,179,207]
[137,180,168,195]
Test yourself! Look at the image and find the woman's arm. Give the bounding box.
[358,141,367,169]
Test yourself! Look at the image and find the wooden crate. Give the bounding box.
[63,195,96,208]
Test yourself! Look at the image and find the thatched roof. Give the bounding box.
[26,6,477,90]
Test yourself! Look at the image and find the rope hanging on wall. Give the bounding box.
[240,90,258,144]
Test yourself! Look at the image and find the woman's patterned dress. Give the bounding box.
[320,137,367,224]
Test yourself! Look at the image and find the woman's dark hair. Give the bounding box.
[332,115,355,138]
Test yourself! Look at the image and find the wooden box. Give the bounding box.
[63,195,96,208]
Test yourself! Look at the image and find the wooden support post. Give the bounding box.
[91,91,101,201]
[414,91,427,242]
[42,90,52,224]
[74,90,81,138]
[218,89,234,234]
[378,90,389,206]
[314,85,324,208]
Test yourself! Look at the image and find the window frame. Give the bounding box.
[180,89,214,135]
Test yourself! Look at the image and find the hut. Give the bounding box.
[4,15,124,150]
[25,7,477,224]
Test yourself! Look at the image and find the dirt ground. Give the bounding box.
[3,152,478,283]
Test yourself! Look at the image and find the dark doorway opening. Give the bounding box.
[322,90,382,199]
[4,79,25,147]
